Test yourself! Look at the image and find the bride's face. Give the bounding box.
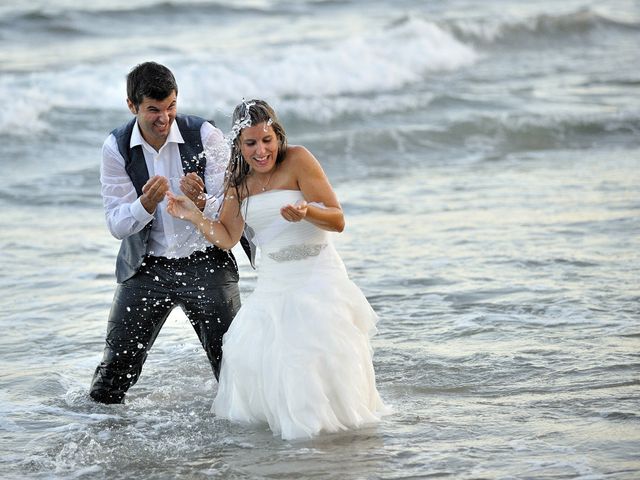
[240,122,279,173]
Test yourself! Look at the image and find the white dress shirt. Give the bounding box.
[100,119,230,258]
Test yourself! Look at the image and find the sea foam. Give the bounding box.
[0,17,477,133]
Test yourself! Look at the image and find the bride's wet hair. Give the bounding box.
[225,99,288,208]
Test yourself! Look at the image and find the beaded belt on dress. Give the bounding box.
[267,243,327,262]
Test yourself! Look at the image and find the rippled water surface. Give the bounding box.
[1,0,639,478]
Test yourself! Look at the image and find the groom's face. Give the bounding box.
[127,91,177,150]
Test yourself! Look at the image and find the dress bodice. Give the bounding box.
[241,189,346,289]
[242,190,328,258]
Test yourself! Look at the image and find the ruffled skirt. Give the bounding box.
[212,258,387,440]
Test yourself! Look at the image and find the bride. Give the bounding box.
[166,99,387,440]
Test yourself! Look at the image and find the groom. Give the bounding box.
[89,61,241,404]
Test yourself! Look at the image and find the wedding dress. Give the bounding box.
[212,189,387,440]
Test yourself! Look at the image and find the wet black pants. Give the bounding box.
[89,247,241,404]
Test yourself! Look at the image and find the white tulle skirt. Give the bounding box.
[212,247,387,440]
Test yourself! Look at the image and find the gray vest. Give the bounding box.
[111,114,210,283]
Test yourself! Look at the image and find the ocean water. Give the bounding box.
[1,0,639,478]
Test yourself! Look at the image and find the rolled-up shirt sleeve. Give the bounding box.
[100,134,154,240]
[201,122,230,219]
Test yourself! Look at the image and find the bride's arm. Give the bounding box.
[166,190,245,249]
[280,146,344,232]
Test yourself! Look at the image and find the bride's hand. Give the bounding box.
[166,191,200,222]
[280,200,308,222]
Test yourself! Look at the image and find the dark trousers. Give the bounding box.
[89,247,241,404]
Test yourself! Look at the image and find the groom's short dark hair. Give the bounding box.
[127,61,178,108]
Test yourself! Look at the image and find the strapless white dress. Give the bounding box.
[212,189,387,440]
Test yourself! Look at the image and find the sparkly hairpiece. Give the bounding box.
[229,99,255,143]
[228,99,274,145]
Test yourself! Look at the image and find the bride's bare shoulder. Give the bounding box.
[285,145,320,168]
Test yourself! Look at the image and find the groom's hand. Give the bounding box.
[140,175,170,214]
[180,172,206,210]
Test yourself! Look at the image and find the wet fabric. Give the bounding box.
[90,247,240,404]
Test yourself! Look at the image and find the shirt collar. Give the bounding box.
[129,119,185,150]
